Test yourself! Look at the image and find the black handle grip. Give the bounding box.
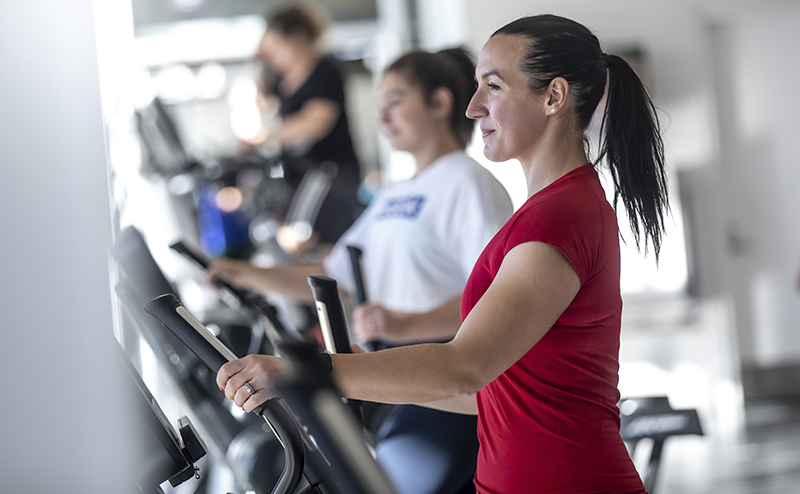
[346,245,381,352]
[169,241,210,269]
[143,293,236,372]
[307,275,352,355]
[346,245,368,305]
[307,276,365,425]
[170,241,252,302]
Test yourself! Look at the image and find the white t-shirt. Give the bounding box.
[324,151,513,313]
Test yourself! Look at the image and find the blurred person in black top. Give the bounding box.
[249,2,362,255]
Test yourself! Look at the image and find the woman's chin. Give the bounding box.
[481,147,502,163]
[480,146,516,164]
[390,140,411,153]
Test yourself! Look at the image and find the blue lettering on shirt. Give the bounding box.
[376,195,426,219]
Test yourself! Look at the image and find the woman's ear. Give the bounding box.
[544,77,569,116]
[429,87,454,120]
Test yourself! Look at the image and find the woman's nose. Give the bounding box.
[465,92,485,120]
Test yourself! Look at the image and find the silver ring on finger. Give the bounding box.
[243,381,255,396]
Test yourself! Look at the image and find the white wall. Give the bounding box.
[414,0,469,50]
[710,6,800,366]
[0,1,138,491]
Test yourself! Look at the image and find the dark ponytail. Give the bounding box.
[385,46,477,148]
[599,55,668,259]
[494,15,669,259]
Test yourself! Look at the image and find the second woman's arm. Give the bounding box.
[350,296,463,345]
[207,258,326,302]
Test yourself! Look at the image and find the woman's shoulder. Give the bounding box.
[313,56,344,79]
[516,167,612,232]
[529,164,603,205]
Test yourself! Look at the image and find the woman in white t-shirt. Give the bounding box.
[209,47,512,494]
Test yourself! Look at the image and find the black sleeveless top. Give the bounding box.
[276,56,360,185]
[274,56,363,242]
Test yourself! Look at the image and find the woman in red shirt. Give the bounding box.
[218,14,667,493]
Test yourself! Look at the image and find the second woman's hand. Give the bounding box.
[217,354,287,412]
[206,258,249,288]
[352,303,399,344]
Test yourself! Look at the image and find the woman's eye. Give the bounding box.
[487,83,500,91]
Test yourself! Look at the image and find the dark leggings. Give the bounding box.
[375,405,478,494]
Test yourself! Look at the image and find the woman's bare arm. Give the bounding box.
[218,241,580,411]
[417,394,478,415]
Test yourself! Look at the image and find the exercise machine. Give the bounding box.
[113,226,289,493]
[143,289,396,494]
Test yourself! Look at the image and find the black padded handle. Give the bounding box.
[169,241,210,269]
[143,293,236,371]
[169,241,250,303]
[346,245,368,305]
[346,246,381,352]
[307,275,352,355]
[307,275,365,424]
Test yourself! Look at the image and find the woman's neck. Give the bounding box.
[519,131,588,197]
[280,50,319,94]
[412,132,462,175]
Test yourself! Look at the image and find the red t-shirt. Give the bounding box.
[462,164,646,494]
